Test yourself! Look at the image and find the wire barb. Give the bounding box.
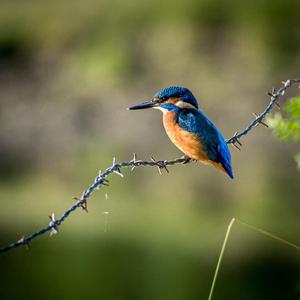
[231,132,242,150]
[49,213,58,236]
[16,236,30,249]
[16,236,25,245]
[131,153,138,171]
[72,194,88,213]
[252,112,269,128]
[232,143,241,151]
[150,156,169,175]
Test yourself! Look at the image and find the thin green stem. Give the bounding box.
[236,219,300,251]
[208,218,300,300]
[208,218,236,300]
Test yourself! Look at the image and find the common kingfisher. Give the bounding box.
[128,86,233,179]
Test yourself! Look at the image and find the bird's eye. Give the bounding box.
[160,96,169,102]
[152,98,162,103]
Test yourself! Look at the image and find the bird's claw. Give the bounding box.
[181,155,192,164]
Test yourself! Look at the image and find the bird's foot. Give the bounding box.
[181,155,192,164]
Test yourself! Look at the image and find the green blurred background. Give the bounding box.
[0,1,300,299]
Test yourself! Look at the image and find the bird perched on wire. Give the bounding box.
[128,86,233,179]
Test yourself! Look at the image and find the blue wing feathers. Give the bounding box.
[177,108,233,178]
[217,140,233,178]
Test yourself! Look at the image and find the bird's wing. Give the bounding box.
[177,108,233,177]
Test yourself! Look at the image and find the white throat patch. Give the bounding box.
[175,100,196,109]
[153,106,168,114]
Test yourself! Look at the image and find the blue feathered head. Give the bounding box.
[153,86,198,109]
[128,86,198,111]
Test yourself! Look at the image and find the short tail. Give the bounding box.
[223,163,234,179]
[212,161,234,179]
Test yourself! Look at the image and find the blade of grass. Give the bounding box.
[208,218,300,300]
[236,219,300,251]
[208,218,236,300]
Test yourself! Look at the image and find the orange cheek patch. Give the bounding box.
[165,97,181,105]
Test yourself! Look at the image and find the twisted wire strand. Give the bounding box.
[1,79,299,253]
[226,79,300,144]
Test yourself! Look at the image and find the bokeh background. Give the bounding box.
[0,1,300,299]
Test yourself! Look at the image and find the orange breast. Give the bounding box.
[163,112,228,175]
[163,112,210,162]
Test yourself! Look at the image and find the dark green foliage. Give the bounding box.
[269,96,300,169]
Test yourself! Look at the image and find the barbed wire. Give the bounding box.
[226,79,300,147]
[1,78,299,253]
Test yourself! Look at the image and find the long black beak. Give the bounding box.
[128,101,156,110]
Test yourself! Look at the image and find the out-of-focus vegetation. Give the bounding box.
[269,96,300,170]
[270,97,300,141]
[0,1,300,299]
